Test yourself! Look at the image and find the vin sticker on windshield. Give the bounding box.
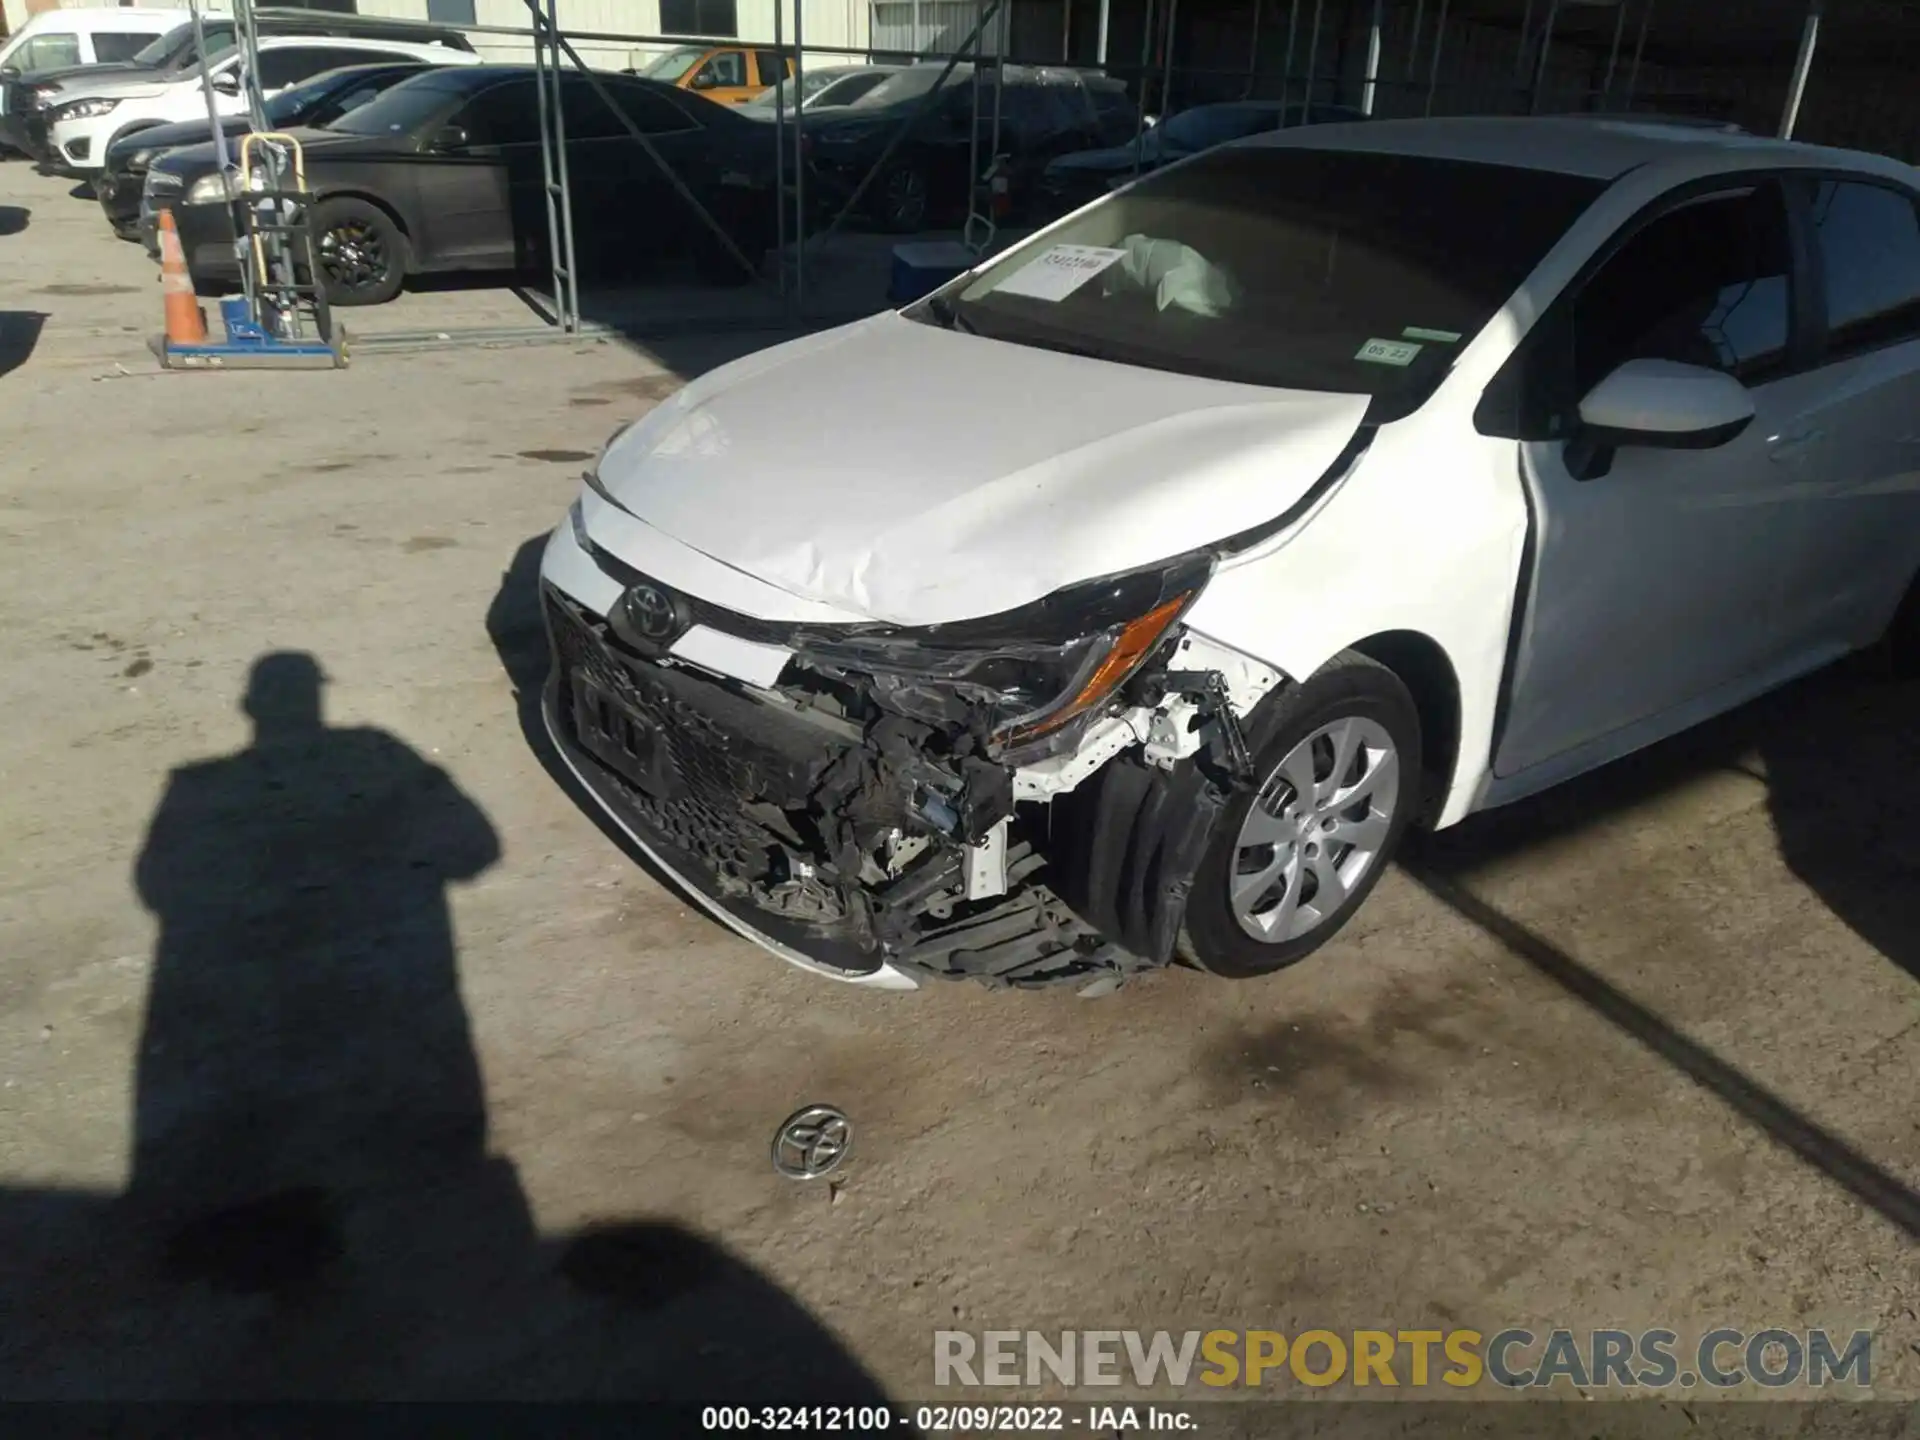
[991,244,1128,302]
[1356,337,1424,367]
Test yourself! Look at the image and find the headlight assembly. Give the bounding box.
[51,96,120,121]
[184,169,267,205]
[791,556,1211,746]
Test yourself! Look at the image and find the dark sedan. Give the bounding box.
[147,66,778,305]
[1035,100,1368,218]
[797,63,1137,232]
[98,61,432,240]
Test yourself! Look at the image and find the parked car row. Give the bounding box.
[14,10,1377,310]
[1,7,475,166]
[144,65,783,304]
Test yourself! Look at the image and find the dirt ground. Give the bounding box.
[0,161,1915,1416]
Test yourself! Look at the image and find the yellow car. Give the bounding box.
[636,43,791,104]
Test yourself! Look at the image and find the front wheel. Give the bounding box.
[311,196,407,307]
[1181,653,1422,979]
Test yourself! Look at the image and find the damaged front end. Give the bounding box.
[543,551,1281,993]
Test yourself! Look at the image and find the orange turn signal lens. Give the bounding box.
[1011,593,1191,741]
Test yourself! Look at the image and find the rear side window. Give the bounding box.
[94,32,158,64]
[452,79,540,145]
[1569,186,1793,393]
[612,83,700,134]
[753,50,784,84]
[1804,179,1920,358]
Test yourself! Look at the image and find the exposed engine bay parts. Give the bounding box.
[542,540,1309,993]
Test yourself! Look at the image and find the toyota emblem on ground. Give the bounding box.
[625,584,681,642]
[772,1105,852,1180]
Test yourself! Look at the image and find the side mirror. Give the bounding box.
[1578,357,1754,447]
[209,70,242,96]
[430,124,469,151]
[690,69,718,90]
[0,66,20,82]
[1568,357,1754,479]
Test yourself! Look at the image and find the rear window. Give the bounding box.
[944,146,1604,416]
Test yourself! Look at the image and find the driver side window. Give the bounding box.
[695,50,745,87]
[1570,186,1793,395]
[1487,184,1796,440]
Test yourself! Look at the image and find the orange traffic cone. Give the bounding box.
[156,207,206,346]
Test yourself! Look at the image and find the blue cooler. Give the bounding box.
[889,241,978,305]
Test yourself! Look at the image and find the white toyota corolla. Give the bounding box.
[539,115,1920,994]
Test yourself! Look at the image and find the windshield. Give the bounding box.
[263,67,396,125]
[943,146,1603,415]
[132,23,192,67]
[849,64,966,109]
[324,73,465,137]
[153,22,237,73]
[742,67,855,111]
[640,45,705,82]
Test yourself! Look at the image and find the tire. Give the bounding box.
[877,163,930,233]
[1181,652,1422,979]
[311,196,407,307]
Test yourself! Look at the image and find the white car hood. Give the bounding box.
[65,76,173,102]
[594,312,1370,627]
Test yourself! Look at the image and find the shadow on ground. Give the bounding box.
[1403,654,1920,1237]
[0,204,27,236]
[0,649,886,1401]
[0,310,46,377]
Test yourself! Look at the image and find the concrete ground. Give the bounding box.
[0,161,1916,1416]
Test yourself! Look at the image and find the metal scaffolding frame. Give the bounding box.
[337,0,1843,355]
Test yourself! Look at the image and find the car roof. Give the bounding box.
[253,34,468,52]
[1241,113,1891,180]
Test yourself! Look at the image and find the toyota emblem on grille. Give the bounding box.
[624,583,684,643]
[771,1104,852,1180]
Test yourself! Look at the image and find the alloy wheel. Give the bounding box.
[883,168,927,229]
[1229,716,1400,943]
[317,219,388,296]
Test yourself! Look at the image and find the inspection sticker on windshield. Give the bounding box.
[992,244,1127,302]
[1356,337,1424,366]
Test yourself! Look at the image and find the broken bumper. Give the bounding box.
[541,587,921,990]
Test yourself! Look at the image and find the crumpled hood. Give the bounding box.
[594,312,1369,627]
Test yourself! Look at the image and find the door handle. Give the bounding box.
[1768,427,1826,461]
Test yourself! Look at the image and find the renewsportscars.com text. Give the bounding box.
[934,1327,1874,1391]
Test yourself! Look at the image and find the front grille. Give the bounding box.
[547,590,844,889]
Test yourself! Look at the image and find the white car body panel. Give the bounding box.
[595,312,1371,627]
[541,116,1920,985]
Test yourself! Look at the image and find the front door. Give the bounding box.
[1494,180,1817,779]
[413,77,539,269]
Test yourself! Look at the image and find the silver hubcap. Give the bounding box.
[1230,716,1400,943]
